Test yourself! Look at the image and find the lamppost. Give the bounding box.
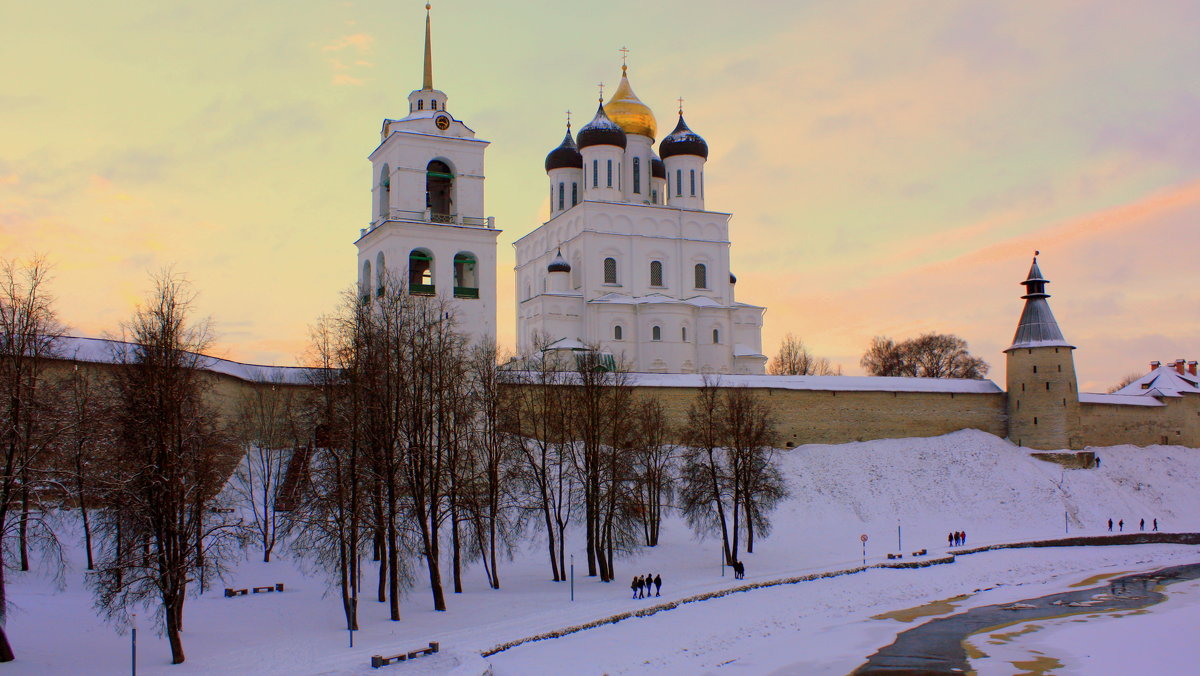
[130,612,137,676]
[570,554,575,602]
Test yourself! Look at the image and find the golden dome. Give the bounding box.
[604,66,657,140]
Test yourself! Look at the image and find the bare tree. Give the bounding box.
[90,271,241,665]
[232,377,300,562]
[767,333,841,376]
[861,333,988,379]
[61,362,110,571]
[1107,372,1142,393]
[507,336,577,582]
[0,256,65,662]
[628,396,674,547]
[679,379,787,565]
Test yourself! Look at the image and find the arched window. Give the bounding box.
[454,252,477,298]
[614,325,623,340]
[652,325,661,341]
[409,249,434,295]
[603,257,618,284]
[558,182,564,211]
[690,169,696,196]
[361,260,372,302]
[571,182,578,206]
[632,157,641,194]
[676,169,683,196]
[712,328,720,344]
[429,99,435,110]
[682,326,688,342]
[426,160,453,220]
[694,263,707,289]
[606,159,613,187]
[650,260,664,287]
[377,164,391,220]
[418,100,424,111]
[375,252,386,297]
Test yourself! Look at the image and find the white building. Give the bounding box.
[355,7,499,342]
[514,65,766,374]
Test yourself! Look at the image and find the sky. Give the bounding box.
[2,0,1198,391]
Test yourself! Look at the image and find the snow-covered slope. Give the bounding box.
[5,430,1199,675]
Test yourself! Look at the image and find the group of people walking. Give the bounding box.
[1108,517,1158,532]
[631,574,662,599]
[948,530,967,547]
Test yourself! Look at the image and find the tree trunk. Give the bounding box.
[18,483,29,572]
[165,596,185,664]
[0,557,13,662]
[450,496,462,594]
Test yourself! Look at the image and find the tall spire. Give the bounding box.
[1006,252,1072,352]
[422,3,434,90]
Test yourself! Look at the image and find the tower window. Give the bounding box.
[418,100,424,111]
[426,160,453,218]
[408,249,434,293]
[572,182,578,206]
[633,157,641,194]
[682,327,688,342]
[558,182,564,211]
[377,164,391,220]
[1034,417,1038,425]
[614,325,623,340]
[694,263,707,289]
[652,325,661,341]
[1033,365,1038,374]
[593,160,598,187]
[1046,382,1050,391]
[607,159,613,187]
[712,329,720,344]
[453,252,477,296]
[376,251,386,296]
[676,169,682,196]
[603,257,618,284]
[690,169,696,196]
[650,260,664,287]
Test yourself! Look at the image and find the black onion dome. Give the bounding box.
[659,113,708,159]
[544,127,583,172]
[547,249,571,273]
[650,156,666,179]
[729,273,737,284]
[576,102,627,150]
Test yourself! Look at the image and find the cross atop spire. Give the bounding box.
[422,3,434,90]
[619,46,629,70]
[597,82,605,102]
[566,109,572,129]
[677,97,685,115]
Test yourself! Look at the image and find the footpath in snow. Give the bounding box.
[4,429,1199,675]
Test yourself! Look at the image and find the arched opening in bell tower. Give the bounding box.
[409,248,435,295]
[426,160,453,221]
[377,164,391,221]
[454,252,478,298]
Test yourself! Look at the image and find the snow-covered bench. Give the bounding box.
[224,583,283,597]
[371,642,439,668]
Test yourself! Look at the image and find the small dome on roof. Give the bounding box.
[659,113,708,160]
[729,272,737,284]
[650,156,666,179]
[544,126,583,172]
[577,102,627,150]
[548,249,571,273]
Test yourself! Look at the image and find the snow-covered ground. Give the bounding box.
[5,429,1199,675]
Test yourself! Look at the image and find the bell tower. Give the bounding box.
[1004,254,1081,450]
[355,4,500,341]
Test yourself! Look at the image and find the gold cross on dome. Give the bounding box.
[566,109,571,127]
[598,82,605,101]
[677,97,685,114]
[619,46,629,66]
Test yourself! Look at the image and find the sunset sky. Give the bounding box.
[3,1,1198,391]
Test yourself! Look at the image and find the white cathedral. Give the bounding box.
[358,8,766,374]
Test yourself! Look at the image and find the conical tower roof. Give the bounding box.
[1005,253,1073,352]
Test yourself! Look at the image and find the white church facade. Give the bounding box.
[354,8,500,341]
[514,65,767,374]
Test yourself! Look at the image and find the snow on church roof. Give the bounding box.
[588,292,764,310]
[1110,364,1200,399]
[1078,393,1164,407]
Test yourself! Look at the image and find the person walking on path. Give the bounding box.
[961,531,967,545]
[1119,519,1124,532]
[1154,518,1159,531]
[948,532,954,547]
[654,574,662,597]
[631,576,639,599]
[1108,518,1113,532]
[1140,518,1145,531]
